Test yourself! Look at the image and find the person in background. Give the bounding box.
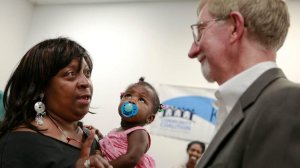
[173,140,206,168]
[188,0,300,167]
[0,37,111,168]
[99,77,162,168]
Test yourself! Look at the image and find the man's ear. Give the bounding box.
[146,114,155,124]
[228,11,245,43]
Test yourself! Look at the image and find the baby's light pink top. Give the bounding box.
[99,126,156,168]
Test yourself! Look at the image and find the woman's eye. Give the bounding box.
[139,98,145,103]
[64,71,76,78]
[85,69,91,78]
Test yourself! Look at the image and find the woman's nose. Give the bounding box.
[78,74,91,89]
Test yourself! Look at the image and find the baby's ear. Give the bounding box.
[146,114,155,124]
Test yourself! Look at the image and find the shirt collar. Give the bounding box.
[215,61,278,113]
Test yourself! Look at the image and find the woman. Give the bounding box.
[0,37,111,168]
[173,141,206,168]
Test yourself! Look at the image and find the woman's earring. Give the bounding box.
[34,93,46,125]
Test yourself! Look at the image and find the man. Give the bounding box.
[188,0,300,167]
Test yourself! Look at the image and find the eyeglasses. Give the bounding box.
[191,18,226,44]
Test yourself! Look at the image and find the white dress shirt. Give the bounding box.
[214,61,278,131]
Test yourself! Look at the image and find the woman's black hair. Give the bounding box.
[187,140,206,154]
[0,37,92,137]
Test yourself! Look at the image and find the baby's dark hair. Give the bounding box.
[126,77,161,114]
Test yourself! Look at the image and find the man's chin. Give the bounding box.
[205,76,215,83]
[201,62,214,83]
[201,70,214,83]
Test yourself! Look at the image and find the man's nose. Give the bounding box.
[188,42,201,58]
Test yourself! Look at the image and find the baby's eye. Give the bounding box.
[123,94,132,99]
[138,98,145,103]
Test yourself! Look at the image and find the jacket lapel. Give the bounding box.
[197,101,244,167]
[197,68,285,167]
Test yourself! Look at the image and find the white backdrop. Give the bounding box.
[1,0,300,167]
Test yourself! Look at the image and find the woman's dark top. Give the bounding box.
[0,131,99,168]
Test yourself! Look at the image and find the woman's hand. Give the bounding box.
[75,129,112,168]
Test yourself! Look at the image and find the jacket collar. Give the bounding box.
[198,68,285,167]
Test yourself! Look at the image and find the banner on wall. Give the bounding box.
[150,84,217,143]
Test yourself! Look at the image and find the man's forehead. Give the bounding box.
[197,5,212,22]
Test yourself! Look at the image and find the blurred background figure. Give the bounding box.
[172,140,206,168]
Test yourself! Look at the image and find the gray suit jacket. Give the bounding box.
[197,68,300,168]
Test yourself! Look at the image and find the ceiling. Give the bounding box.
[28,0,299,5]
[28,0,193,5]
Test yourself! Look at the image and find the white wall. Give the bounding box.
[0,0,33,89]
[277,0,300,81]
[1,0,300,167]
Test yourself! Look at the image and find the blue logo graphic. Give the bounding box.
[162,96,216,124]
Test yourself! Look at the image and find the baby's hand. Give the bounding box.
[84,125,104,140]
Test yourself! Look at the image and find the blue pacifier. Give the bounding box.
[121,102,138,118]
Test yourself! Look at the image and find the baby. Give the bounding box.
[100,77,162,168]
